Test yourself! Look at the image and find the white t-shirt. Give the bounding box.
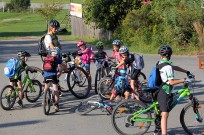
[44,34,60,51]
[44,34,52,51]
[160,64,174,85]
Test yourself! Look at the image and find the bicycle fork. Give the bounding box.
[191,96,203,123]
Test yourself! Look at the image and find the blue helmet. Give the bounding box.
[112,40,122,46]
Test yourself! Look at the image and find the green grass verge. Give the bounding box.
[0,10,70,39]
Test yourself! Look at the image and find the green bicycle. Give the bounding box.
[111,77,204,135]
[0,69,42,110]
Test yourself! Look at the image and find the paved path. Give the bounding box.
[0,37,204,135]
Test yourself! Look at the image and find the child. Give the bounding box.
[43,48,63,112]
[44,19,61,51]
[94,41,110,74]
[110,46,137,104]
[154,45,193,135]
[76,40,94,88]
[115,46,141,100]
[8,51,34,108]
[110,39,122,64]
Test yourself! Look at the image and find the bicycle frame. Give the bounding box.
[14,71,35,94]
[131,83,193,123]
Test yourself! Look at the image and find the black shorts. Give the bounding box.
[44,75,59,84]
[9,76,22,82]
[130,69,141,80]
[157,89,172,112]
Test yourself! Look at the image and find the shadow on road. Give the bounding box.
[0,120,46,128]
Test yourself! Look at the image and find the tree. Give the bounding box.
[5,0,30,12]
[83,0,142,32]
[37,0,62,31]
[118,0,204,53]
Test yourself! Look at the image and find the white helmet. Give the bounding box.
[119,46,129,54]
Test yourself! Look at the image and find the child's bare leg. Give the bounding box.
[124,91,130,100]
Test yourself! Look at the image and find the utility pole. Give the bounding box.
[2,0,4,12]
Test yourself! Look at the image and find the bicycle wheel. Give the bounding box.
[97,77,113,100]
[0,85,17,110]
[43,88,51,115]
[180,100,204,135]
[75,95,99,115]
[135,72,152,103]
[111,99,152,135]
[25,80,42,103]
[67,66,91,99]
[58,73,70,93]
[95,68,101,94]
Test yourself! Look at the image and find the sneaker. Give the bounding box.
[153,128,161,135]
[17,99,24,108]
[54,104,59,112]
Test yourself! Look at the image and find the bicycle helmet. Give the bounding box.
[50,47,62,56]
[96,41,104,50]
[158,45,173,57]
[112,40,122,46]
[119,46,129,54]
[49,19,60,29]
[77,40,86,47]
[17,50,31,57]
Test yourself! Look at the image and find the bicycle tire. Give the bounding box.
[0,85,17,110]
[43,88,51,115]
[95,68,101,94]
[75,95,100,115]
[111,99,152,135]
[135,72,152,103]
[67,66,91,99]
[97,77,113,100]
[25,79,42,103]
[180,100,204,135]
[58,73,70,93]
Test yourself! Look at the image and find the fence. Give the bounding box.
[70,16,112,40]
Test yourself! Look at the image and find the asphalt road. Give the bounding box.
[0,37,204,135]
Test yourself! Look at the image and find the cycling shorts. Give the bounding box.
[9,75,22,82]
[44,75,59,84]
[157,89,173,112]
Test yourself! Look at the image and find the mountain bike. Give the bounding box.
[94,58,114,94]
[97,67,151,103]
[75,94,116,115]
[111,76,204,135]
[0,69,42,110]
[43,80,59,115]
[62,52,91,99]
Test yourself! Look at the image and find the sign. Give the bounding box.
[70,3,82,18]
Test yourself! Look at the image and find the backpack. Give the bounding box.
[4,58,20,77]
[38,34,48,57]
[38,34,59,57]
[131,53,145,69]
[148,62,170,88]
[43,56,56,72]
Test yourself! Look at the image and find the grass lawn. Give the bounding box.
[2,0,83,4]
[0,10,71,39]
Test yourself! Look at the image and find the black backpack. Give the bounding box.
[38,34,48,57]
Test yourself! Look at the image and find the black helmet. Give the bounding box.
[17,50,31,57]
[49,19,60,28]
[158,45,172,57]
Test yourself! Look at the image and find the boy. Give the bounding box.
[94,41,110,74]
[43,48,63,112]
[9,51,34,108]
[155,45,193,135]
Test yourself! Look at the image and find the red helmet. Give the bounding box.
[77,40,86,47]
